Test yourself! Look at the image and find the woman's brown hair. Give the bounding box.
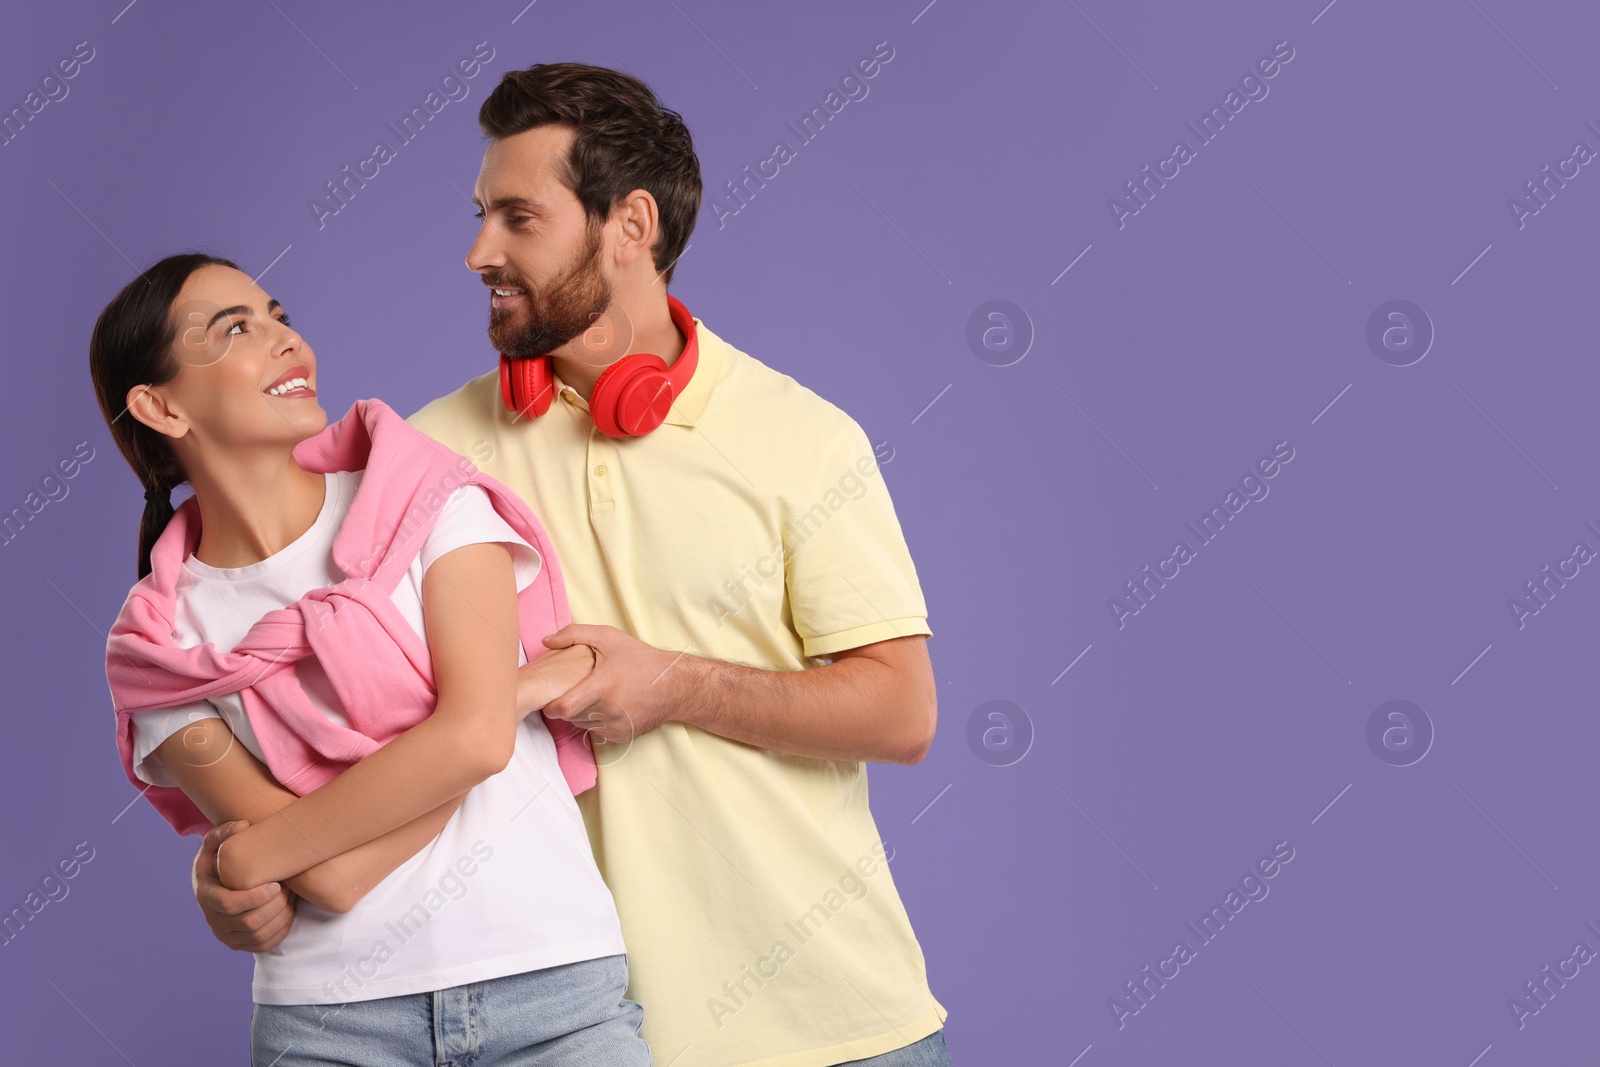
[88,253,239,580]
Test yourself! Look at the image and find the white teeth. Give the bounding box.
[493,288,524,296]
[268,377,308,396]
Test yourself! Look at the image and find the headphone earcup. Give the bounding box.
[590,355,673,437]
[498,353,517,411]
[500,353,554,417]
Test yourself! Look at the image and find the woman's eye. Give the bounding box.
[472,209,485,220]
[277,313,292,328]
[226,320,247,336]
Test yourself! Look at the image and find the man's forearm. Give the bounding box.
[667,652,926,763]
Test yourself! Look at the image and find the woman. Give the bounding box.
[91,252,652,1065]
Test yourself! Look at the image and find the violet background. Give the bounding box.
[2,0,1596,1063]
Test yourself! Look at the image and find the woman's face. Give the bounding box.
[155,264,326,457]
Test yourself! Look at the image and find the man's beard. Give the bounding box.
[487,224,613,360]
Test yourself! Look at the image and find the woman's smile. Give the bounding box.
[265,365,316,398]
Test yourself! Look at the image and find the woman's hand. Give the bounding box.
[193,820,297,952]
[515,643,596,721]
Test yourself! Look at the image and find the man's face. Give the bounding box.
[467,125,614,364]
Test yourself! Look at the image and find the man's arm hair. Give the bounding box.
[669,634,936,763]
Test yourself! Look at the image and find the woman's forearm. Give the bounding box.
[218,542,523,890]
[152,717,474,913]
[261,645,592,899]
[253,640,590,894]
[217,711,509,890]
[288,792,469,913]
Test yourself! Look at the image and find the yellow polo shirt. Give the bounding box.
[406,310,945,1067]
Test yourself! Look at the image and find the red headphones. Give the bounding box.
[498,294,699,437]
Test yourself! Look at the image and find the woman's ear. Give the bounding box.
[125,383,188,440]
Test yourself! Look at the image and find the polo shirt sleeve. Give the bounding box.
[784,413,932,659]
[420,483,544,593]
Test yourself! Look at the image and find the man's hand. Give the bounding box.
[515,642,597,720]
[192,820,296,952]
[539,623,686,744]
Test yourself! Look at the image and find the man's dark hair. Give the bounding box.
[479,62,701,287]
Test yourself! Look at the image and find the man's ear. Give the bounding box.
[125,383,188,440]
[616,189,659,269]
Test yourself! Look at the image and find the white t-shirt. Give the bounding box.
[129,469,626,1005]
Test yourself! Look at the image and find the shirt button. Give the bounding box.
[594,464,607,478]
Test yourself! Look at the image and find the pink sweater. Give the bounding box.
[105,397,596,837]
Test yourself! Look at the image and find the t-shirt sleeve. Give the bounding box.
[420,482,544,593]
[783,411,932,659]
[129,701,223,788]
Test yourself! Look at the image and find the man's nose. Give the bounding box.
[466,228,505,273]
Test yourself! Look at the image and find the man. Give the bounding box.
[193,62,951,1066]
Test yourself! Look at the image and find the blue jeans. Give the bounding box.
[250,953,649,1065]
[836,1028,953,1066]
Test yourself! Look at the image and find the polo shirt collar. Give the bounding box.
[553,308,722,429]
[662,313,720,427]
